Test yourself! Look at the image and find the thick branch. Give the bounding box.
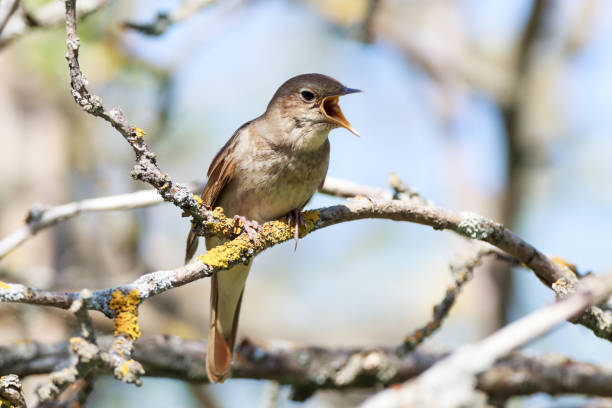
[0,198,566,309]
[2,336,611,399]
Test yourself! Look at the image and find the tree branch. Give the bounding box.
[0,190,163,259]
[1,191,610,339]
[2,336,611,400]
[0,198,571,310]
[0,176,373,260]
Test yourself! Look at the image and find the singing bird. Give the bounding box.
[185,73,360,382]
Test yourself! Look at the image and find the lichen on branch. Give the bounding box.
[109,290,141,340]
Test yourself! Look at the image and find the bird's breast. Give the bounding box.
[217,139,330,223]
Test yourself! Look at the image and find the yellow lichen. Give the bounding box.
[0,281,10,290]
[198,234,253,269]
[132,126,146,138]
[197,210,320,269]
[109,290,141,340]
[206,207,239,236]
[193,194,203,207]
[120,359,135,377]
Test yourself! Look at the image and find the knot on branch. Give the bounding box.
[109,290,141,340]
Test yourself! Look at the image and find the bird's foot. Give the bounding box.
[286,209,307,251]
[233,215,260,241]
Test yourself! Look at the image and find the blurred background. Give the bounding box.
[1,0,612,406]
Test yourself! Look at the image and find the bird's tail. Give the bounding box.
[206,258,251,382]
[185,224,199,264]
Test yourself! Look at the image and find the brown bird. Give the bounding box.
[185,73,360,382]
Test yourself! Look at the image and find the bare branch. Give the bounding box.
[320,177,393,200]
[122,0,218,36]
[0,190,162,259]
[361,271,612,408]
[0,182,206,260]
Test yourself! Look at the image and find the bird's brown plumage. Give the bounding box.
[185,73,360,382]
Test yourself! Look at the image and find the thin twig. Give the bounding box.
[0,185,202,259]
[0,0,19,36]
[122,0,218,36]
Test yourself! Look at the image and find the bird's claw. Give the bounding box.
[286,209,306,251]
[233,215,260,242]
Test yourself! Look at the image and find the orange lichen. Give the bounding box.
[552,256,577,273]
[0,281,10,290]
[193,194,203,207]
[109,290,141,340]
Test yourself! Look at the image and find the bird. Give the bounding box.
[185,73,360,383]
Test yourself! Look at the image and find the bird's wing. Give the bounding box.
[201,123,249,208]
[185,123,249,263]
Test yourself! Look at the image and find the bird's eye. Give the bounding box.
[300,90,315,102]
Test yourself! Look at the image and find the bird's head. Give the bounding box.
[265,73,360,150]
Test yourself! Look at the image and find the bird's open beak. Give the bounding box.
[321,87,361,137]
